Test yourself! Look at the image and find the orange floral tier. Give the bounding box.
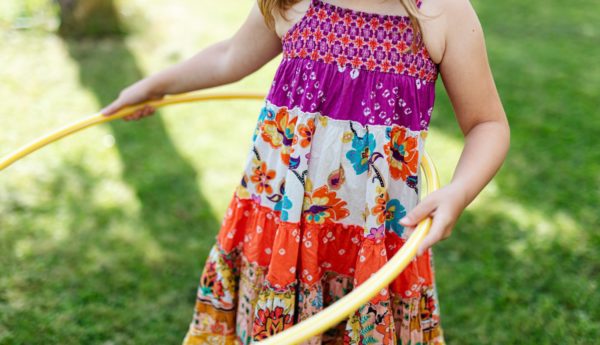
[183,192,444,344]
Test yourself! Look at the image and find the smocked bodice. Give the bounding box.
[282,0,438,81]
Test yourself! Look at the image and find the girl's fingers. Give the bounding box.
[417,209,454,255]
[124,109,141,121]
[416,214,450,256]
[142,106,155,117]
[138,109,149,118]
[143,106,154,116]
[122,106,154,121]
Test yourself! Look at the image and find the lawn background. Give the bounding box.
[1,0,599,344]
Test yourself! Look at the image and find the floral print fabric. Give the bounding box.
[183,0,445,343]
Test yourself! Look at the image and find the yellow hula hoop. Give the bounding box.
[0,90,440,344]
[0,92,266,171]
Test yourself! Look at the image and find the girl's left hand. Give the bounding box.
[399,182,468,256]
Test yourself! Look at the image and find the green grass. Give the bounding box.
[1,0,598,344]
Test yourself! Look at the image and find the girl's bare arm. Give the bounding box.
[101,2,282,116]
[399,0,511,255]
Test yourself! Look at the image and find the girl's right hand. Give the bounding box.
[100,79,165,121]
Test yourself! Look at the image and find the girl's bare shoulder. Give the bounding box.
[420,0,483,65]
[271,0,312,40]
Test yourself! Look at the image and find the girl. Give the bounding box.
[101,0,510,343]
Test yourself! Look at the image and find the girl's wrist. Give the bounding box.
[144,72,171,97]
[446,180,470,210]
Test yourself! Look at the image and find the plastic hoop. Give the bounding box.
[0,91,440,345]
[0,92,266,171]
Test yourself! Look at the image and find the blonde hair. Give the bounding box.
[258,0,429,51]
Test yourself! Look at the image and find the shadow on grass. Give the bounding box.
[63,36,219,248]
[1,158,211,343]
[0,8,242,343]
[27,33,221,342]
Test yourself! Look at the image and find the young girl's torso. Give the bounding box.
[272,0,445,65]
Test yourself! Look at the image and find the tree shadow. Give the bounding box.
[0,155,219,344]
[64,35,219,250]
[53,34,221,341]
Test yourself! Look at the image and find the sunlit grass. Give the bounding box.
[1,0,599,344]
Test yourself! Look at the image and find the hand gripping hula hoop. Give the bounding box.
[0,91,440,344]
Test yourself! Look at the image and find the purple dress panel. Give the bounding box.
[267,56,436,130]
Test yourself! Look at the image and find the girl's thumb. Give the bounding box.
[101,101,124,116]
[399,200,434,227]
[101,106,115,116]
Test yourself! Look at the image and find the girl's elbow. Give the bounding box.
[500,117,511,154]
[502,116,511,146]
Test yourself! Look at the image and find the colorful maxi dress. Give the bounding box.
[183,0,445,343]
